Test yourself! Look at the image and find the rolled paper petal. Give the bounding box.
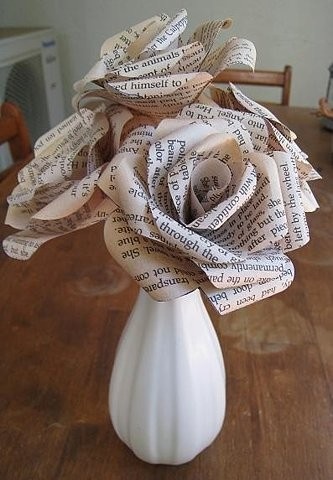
[187,18,233,53]
[201,258,294,315]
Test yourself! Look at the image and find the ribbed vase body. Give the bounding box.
[109,289,226,465]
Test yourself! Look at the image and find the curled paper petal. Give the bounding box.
[187,18,233,52]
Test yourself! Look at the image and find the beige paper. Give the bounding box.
[2,11,320,316]
[72,8,256,120]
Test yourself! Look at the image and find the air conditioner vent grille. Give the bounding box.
[4,54,50,143]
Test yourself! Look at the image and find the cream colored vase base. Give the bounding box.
[109,289,226,465]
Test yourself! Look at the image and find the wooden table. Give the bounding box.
[0,107,332,480]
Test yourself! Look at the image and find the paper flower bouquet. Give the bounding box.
[3,9,320,316]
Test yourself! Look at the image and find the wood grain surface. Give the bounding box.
[0,106,332,480]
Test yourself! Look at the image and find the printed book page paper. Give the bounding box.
[2,10,320,316]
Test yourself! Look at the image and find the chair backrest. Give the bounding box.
[213,65,292,106]
[0,102,32,162]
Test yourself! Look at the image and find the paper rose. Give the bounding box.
[2,105,126,257]
[74,9,256,117]
[97,83,319,314]
[2,11,320,315]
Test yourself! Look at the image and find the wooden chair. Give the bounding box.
[0,102,32,162]
[213,65,292,106]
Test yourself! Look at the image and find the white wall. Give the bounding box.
[1,0,332,113]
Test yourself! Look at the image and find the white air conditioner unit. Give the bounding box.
[0,27,65,171]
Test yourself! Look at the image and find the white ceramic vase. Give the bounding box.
[109,288,226,465]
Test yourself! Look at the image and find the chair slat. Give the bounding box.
[0,102,32,162]
[213,65,292,105]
